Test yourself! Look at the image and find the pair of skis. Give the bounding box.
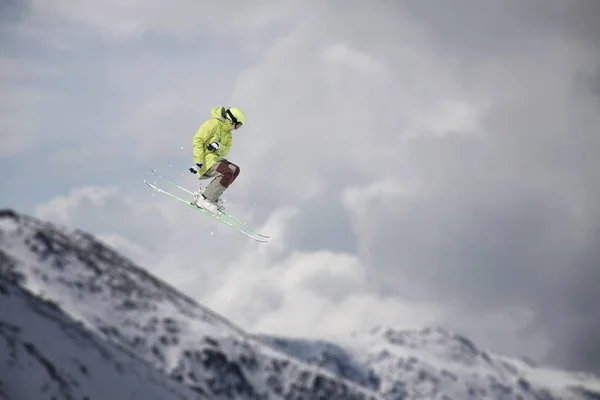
[144,169,270,243]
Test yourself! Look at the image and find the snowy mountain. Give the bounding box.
[1,208,599,400]
[0,209,376,400]
[256,328,600,400]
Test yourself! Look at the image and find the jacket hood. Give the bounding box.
[209,106,233,131]
[210,106,224,119]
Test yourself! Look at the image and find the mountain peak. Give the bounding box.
[365,325,483,365]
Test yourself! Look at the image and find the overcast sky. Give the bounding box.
[2,0,599,373]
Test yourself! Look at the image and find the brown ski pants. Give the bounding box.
[199,160,241,201]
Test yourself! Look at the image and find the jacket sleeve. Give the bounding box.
[192,122,216,164]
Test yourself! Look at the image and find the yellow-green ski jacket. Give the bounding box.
[192,106,233,177]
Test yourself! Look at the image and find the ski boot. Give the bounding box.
[192,183,225,215]
[193,195,220,215]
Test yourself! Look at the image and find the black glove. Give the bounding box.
[207,142,220,152]
[189,163,203,174]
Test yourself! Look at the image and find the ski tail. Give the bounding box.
[150,168,270,238]
[220,210,270,238]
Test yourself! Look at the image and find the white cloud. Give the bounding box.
[36,186,121,221]
[341,179,415,223]
[34,185,196,275]
[96,233,149,264]
[205,245,441,339]
[413,100,483,138]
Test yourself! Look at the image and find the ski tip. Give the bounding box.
[151,168,163,176]
[144,180,159,190]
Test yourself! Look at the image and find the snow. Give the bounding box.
[259,326,600,400]
[0,216,17,234]
[0,209,378,399]
[2,208,599,400]
[0,278,200,400]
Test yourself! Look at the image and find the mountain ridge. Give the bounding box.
[0,208,378,399]
[0,208,245,335]
[1,208,599,400]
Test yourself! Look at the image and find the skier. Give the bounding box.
[188,106,246,215]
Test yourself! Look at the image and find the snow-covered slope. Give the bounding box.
[256,327,600,400]
[0,276,202,400]
[0,209,376,400]
[2,208,600,400]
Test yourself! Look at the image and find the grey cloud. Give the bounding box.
[234,0,600,372]
[357,45,600,371]
[285,191,357,254]
[403,0,600,51]
[362,131,600,370]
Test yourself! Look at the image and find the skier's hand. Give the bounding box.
[207,142,220,152]
[189,163,203,174]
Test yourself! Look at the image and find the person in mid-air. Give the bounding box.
[189,106,246,215]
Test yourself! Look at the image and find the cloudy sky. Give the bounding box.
[2,0,599,373]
